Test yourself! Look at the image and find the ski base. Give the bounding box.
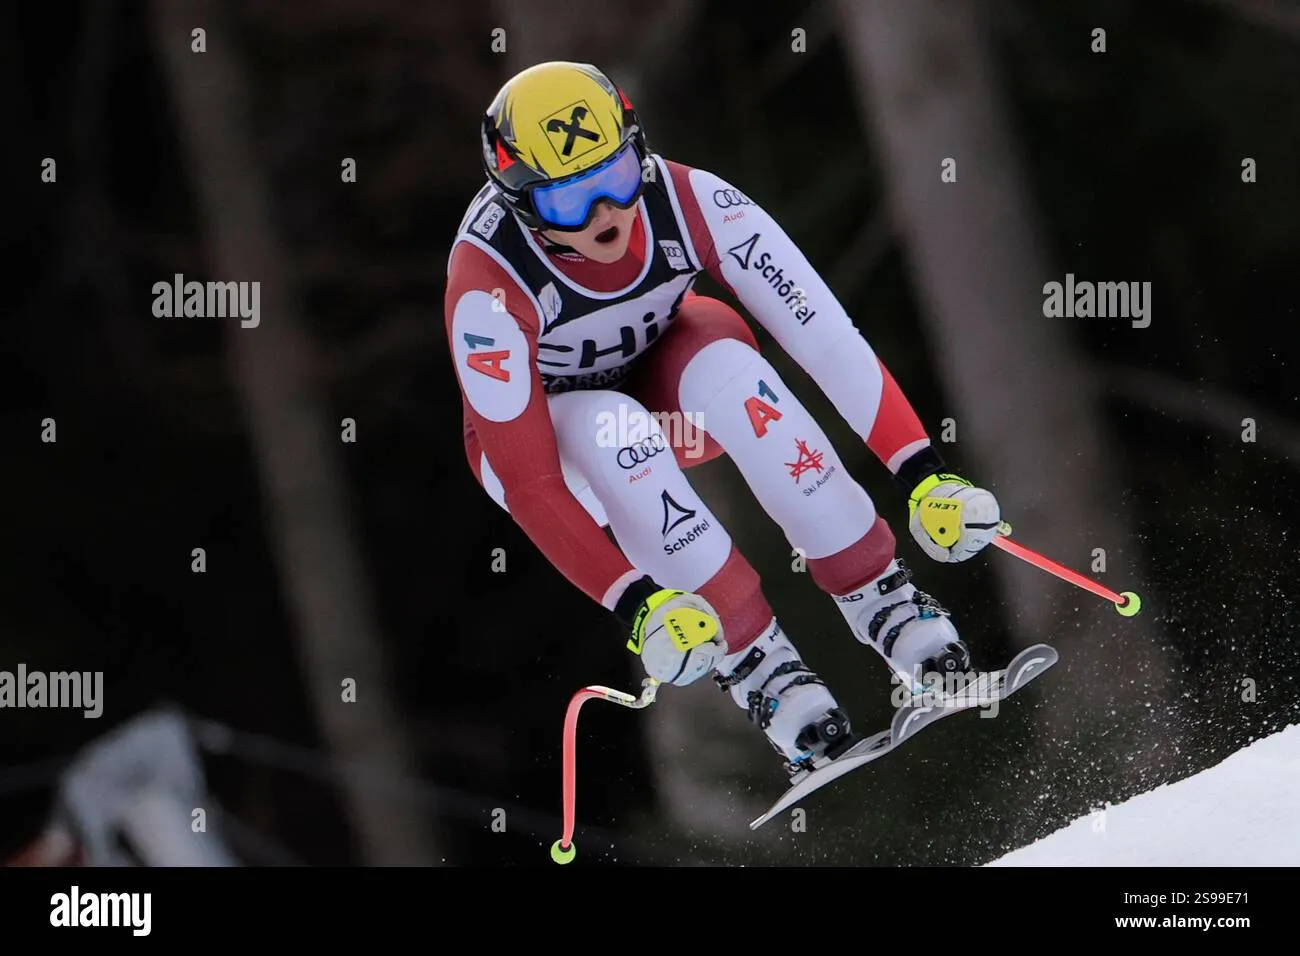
[748,643,1059,830]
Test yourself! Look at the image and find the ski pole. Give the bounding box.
[992,521,1141,616]
[550,676,661,864]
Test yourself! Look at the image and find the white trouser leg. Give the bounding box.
[543,389,733,594]
[676,338,879,560]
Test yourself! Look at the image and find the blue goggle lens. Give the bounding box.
[532,144,644,229]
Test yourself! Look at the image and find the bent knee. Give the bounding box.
[679,336,773,414]
[548,389,660,449]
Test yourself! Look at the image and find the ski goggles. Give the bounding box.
[529,140,645,231]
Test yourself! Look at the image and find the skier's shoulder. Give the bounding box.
[642,156,755,265]
[450,181,515,260]
[444,187,543,342]
[447,182,533,290]
[648,155,751,206]
[644,154,708,204]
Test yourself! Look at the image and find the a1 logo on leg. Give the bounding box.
[745,378,782,437]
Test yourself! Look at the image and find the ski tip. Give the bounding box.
[1007,642,1057,676]
[1004,643,1057,668]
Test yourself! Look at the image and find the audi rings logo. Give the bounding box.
[713,188,753,209]
[617,433,667,469]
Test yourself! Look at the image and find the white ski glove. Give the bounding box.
[907,472,1002,563]
[624,585,726,686]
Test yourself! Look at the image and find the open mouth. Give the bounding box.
[594,225,619,244]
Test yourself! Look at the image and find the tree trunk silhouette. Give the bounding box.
[148,0,440,865]
[834,0,1172,790]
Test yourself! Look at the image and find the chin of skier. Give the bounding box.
[445,61,1004,780]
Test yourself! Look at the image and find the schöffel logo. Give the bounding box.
[617,434,668,469]
[664,518,710,555]
[661,490,696,536]
[660,489,711,556]
[713,188,753,209]
[724,233,817,325]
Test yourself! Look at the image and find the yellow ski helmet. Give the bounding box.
[480,61,649,232]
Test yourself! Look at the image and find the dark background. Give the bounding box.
[4,0,1298,867]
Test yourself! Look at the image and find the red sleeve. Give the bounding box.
[662,159,733,297]
[864,362,931,471]
[446,241,638,608]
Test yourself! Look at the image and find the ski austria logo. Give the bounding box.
[724,233,817,326]
[786,438,826,484]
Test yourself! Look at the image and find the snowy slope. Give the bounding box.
[987,723,1300,866]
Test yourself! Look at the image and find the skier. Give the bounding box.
[445,61,1003,780]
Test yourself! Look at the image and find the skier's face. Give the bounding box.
[543,200,638,263]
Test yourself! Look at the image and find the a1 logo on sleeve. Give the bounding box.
[452,289,531,422]
[464,335,510,381]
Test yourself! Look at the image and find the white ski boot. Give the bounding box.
[834,557,973,694]
[713,619,858,780]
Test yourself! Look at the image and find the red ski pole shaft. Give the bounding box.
[991,522,1141,616]
[551,678,660,864]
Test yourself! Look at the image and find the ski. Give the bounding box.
[889,641,1058,748]
[748,643,1059,830]
[747,730,895,830]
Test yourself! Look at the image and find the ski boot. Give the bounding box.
[713,619,858,781]
[833,558,974,696]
